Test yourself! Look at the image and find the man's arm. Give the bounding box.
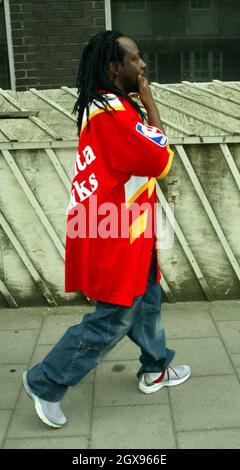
[137,75,164,132]
[99,91,173,178]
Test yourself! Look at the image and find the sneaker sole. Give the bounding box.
[139,371,191,394]
[22,371,64,429]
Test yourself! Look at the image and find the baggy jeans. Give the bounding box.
[27,249,175,401]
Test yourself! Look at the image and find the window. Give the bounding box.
[181,50,222,82]
[112,0,151,37]
[186,0,217,35]
[0,0,10,88]
[123,1,147,10]
[189,0,214,10]
[143,51,158,82]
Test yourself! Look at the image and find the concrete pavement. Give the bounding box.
[1,300,240,449]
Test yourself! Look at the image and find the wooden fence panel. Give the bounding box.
[0,83,239,306]
[0,142,239,307]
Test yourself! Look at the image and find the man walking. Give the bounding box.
[23,31,190,428]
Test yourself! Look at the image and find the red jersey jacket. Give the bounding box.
[65,93,174,306]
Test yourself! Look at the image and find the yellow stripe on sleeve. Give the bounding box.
[157,145,174,180]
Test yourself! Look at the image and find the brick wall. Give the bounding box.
[10,0,106,91]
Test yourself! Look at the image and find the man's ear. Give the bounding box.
[109,61,118,76]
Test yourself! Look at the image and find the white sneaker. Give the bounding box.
[22,371,67,428]
[139,365,191,394]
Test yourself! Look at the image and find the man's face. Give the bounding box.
[114,37,146,94]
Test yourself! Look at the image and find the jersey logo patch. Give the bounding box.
[136,122,168,147]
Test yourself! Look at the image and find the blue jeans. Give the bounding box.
[27,250,175,401]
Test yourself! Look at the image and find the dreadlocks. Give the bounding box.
[73,30,145,133]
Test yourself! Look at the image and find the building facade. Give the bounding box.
[0,0,240,91]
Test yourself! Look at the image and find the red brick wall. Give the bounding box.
[10,0,105,91]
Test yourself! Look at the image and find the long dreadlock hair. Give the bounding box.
[73,30,145,134]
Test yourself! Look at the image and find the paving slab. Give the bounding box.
[7,382,93,438]
[0,411,12,448]
[0,308,43,330]
[41,306,94,316]
[30,344,54,366]
[236,366,240,380]
[91,404,176,449]
[230,353,240,367]
[215,321,240,355]
[163,301,210,314]
[94,360,168,406]
[167,337,234,376]
[210,301,240,321]
[162,308,218,339]
[0,364,27,409]
[0,305,92,317]
[0,330,39,364]
[105,336,139,361]
[37,313,86,345]
[3,436,88,449]
[177,428,240,449]
[170,375,240,431]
